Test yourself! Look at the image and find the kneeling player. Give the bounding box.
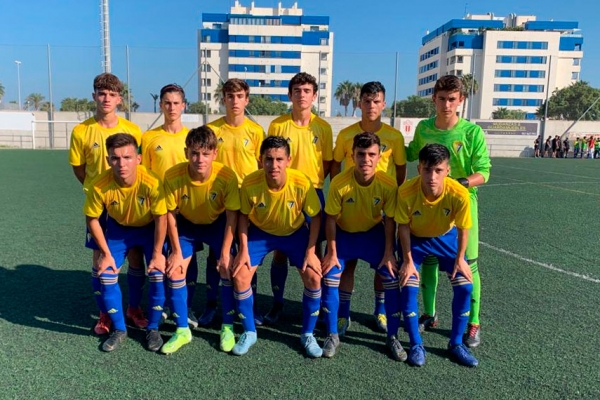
[232,136,323,357]
[321,132,399,358]
[163,126,240,354]
[84,133,167,352]
[394,144,477,367]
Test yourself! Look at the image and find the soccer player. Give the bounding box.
[264,72,332,324]
[163,126,240,354]
[573,137,580,158]
[83,133,167,352]
[141,83,203,329]
[394,143,478,367]
[69,73,147,335]
[321,132,398,358]
[231,136,323,357]
[330,81,407,335]
[406,75,491,348]
[206,78,265,326]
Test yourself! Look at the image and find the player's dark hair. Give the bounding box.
[160,83,185,101]
[185,125,218,150]
[288,72,318,94]
[433,75,463,96]
[93,73,123,93]
[418,143,450,167]
[106,133,139,152]
[360,81,386,98]
[260,136,290,157]
[222,78,250,97]
[352,132,380,151]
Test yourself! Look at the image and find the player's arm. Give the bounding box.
[148,213,167,274]
[86,216,116,274]
[219,209,238,278]
[166,211,184,277]
[72,165,86,185]
[303,211,321,276]
[330,161,342,180]
[465,127,492,187]
[232,213,252,277]
[453,227,472,282]
[321,213,341,275]
[397,223,418,286]
[395,164,407,186]
[322,160,332,180]
[378,216,398,276]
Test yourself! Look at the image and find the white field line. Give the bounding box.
[484,176,600,196]
[480,242,600,284]
[482,181,599,187]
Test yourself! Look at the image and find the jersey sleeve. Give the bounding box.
[454,193,472,230]
[267,121,279,137]
[141,134,152,169]
[394,189,410,225]
[253,128,266,161]
[392,134,407,165]
[163,178,178,212]
[324,179,342,216]
[69,128,85,166]
[83,185,104,218]
[150,181,167,216]
[332,131,346,163]
[470,127,491,183]
[224,176,241,211]
[303,184,321,217]
[239,185,252,215]
[322,124,334,162]
[382,186,397,219]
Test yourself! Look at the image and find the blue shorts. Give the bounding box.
[105,217,158,270]
[247,225,309,268]
[305,188,326,242]
[335,223,386,270]
[177,213,228,259]
[405,226,464,273]
[85,208,108,250]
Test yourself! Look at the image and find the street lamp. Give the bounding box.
[14,60,22,110]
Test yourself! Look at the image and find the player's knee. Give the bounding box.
[232,269,254,292]
[300,269,321,290]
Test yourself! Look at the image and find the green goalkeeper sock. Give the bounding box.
[468,262,481,325]
[420,257,439,316]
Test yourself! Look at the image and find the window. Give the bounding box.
[320,38,328,46]
[497,41,548,50]
[319,96,326,104]
[200,64,211,72]
[573,59,581,66]
[320,82,326,89]
[320,53,328,61]
[201,78,212,86]
[202,35,210,43]
[420,47,439,62]
[457,56,463,63]
[310,26,319,31]
[456,70,463,77]
[200,49,211,58]
[320,68,327,75]
[200,93,212,101]
[572,72,579,80]
[496,56,547,64]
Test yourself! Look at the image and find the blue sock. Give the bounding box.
[379,270,401,338]
[234,288,256,332]
[168,278,188,328]
[374,289,386,315]
[100,272,126,331]
[301,287,321,335]
[186,253,198,307]
[450,276,473,346]
[401,277,422,346]
[127,267,145,309]
[92,268,106,313]
[206,256,220,305]
[221,278,235,325]
[147,271,166,330]
[270,261,289,304]
[339,290,353,319]
[322,284,339,334]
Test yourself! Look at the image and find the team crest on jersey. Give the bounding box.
[155,145,163,151]
[182,194,189,200]
[110,200,119,206]
[257,202,266,208]
[453,141,463,153]
[443,208,451,216]
[287,201,295,208]
[138,196,146,206]
[92,142,100,149]
[312,136,318,144]
[373,197,381,206]
[243,139,249,147]
[345,197,355,203]
[210,192,218,201]
[412,210,421,216]
[381,144,387,152]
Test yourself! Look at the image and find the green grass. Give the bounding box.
[1,150,599,399]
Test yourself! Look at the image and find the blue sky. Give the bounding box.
[0,0,598,112]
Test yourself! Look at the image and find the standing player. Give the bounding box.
[330,81,407,335]
[395,143,477,367]
[69,73,146,335]
[141,84,201,328]
[321,132,399,359]
[206,78,265,326]
[406,75,491,348]
[231,136,323,357]
[264,72,332,324]
[83,133,167,352]
[163,126,240,354]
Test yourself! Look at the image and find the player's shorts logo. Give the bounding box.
[210,192,218,201]
[453,141,464,153]
[443,208,451,216]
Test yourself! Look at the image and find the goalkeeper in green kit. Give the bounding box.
[406,75,491,347]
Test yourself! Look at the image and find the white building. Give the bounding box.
[198,1,334,117]
[417,14,584,120]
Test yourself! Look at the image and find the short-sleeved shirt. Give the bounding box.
[333,122,406,179]
[164,161,240,225]
[325,168,397,233]
[83,165,166,227]
[240,168,321,236]
[141,126,189,179]
[406,118,491,194]
[69,117,143,187]
[207,117,265,187]
[395,176,471,238]
[268,113,333,189]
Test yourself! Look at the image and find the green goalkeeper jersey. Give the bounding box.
[406,117,491,194]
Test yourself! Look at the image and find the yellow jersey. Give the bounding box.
[83,165,167,227]
[395,176,471,238]
[164,161,240,225]
[240,168,321,236]
[268,113,333,189]
[69,117,143,187]
[325,168,397,233]
[141,126,189,179]
[207,117,265,187]
[333,122,406,179]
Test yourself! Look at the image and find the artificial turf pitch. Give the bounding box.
[0,150,599,399]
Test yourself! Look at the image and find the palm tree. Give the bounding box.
[334,80,353,117]
[214,80,225,105]
[461,74,479,118]
[0,80,5,102]
[150,93,159,113]
[351,82,362,117]
[118,84,136,112]
[25,93,46,110]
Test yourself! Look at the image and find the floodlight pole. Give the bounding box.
[392,52,398,127]
[47,44,55,148]
[15,60,22,110]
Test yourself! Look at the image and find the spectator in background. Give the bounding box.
[556,136,563,158]
[534,135,540,158]
[573,137,580,158]
[581,136,588,159]
[544,137,552,158]
[551,135,558,158]
[588,136,596,159]
[563,138,570,158]
[594,136,600,159]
